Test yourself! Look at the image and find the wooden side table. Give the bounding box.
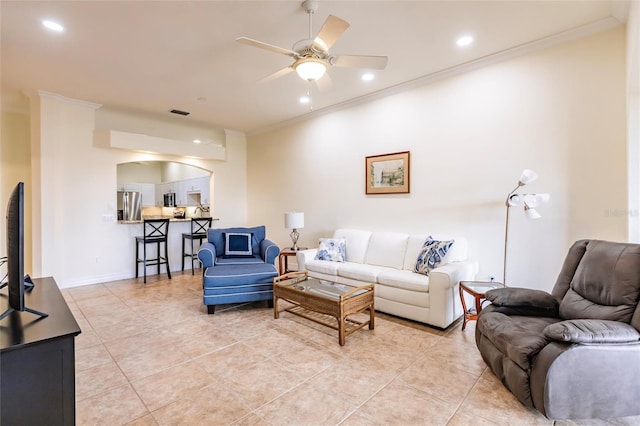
[278,248,307,274]
[459,281,503,330]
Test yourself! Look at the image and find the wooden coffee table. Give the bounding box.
[273,272,375,345]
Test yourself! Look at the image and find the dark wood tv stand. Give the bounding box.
[0,276,81,425]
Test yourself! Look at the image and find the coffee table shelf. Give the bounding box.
[273,272,375,345]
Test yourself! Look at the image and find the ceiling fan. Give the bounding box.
[236,0,388,84]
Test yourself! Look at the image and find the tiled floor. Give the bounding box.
[64,272,640,426]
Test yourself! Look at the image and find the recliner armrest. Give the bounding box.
[261,239,280,265]
[197,242,216,268]
[485,287,559,317]
[544,319,640,344]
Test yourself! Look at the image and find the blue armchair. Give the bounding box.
[197,225,280,314]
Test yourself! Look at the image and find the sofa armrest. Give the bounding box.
[197,242,216,268]
[295,248,318,272]
[429,260,479,290]
[428,260,478,328]
[544,319,640,344]
[261,239,280,265]
[485,287,559,317]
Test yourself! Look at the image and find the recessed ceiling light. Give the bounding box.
[193,139,201,144]
[456,35,474,47]
[42,20,64,32]
[361,73,375,82]
[299,95,311,104]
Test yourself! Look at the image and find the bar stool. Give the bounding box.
[182,217,213,274]
[135,218,171,283]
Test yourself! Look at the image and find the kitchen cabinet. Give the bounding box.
[119,183,155,206]
[154,177,211,207]
[138,183,155,207]
[156,182,175,206]
[176,177,210,206]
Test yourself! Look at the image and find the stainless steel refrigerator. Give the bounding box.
[117,191,142,221]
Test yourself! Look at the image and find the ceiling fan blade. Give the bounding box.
[332,54,388,70]
[259,66,294,83]
[312,15,350,52]
[236,37,299,58]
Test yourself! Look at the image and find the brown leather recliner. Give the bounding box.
[475,239,640,420]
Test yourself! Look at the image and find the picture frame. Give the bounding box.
[365,151,410,194]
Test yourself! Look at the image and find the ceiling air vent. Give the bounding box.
[169,109,190,116]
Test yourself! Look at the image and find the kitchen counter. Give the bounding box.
[118,216,218,224]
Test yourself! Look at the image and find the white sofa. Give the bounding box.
[296,229,478,328]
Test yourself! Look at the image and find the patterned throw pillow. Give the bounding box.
[414,236,455,276]
[314,238,347,262]
[224,232,253,256]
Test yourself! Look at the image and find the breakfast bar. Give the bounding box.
[118,216,219,278]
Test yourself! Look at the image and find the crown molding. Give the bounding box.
[249,16,623,137]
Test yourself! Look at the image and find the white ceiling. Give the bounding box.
[0,1,628,135]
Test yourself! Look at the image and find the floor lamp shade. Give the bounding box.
[503,170,549,286]
[284,212,304,251]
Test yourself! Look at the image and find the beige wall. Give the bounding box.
[0,111,32,269]
[247,28,627,292]
[22,92,247,287]
[627,0,640,242]
[0,25,631,291]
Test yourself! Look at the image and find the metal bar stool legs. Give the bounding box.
[181,217,213,275]
[135,218,171,283]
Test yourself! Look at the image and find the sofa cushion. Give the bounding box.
[315,238,346,262]
[364,232,409,270]
[377,269,429,292]
[414,236,454,275]
[477,311,559,371]
[215,255,263,266]
[305,258,341,276]
[203,263,278,287]
[334,229,372,263]
[337,262,390,283]
[376,283,430,306]
[559,240,640,322]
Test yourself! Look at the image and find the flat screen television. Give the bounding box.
[0,182,47,320]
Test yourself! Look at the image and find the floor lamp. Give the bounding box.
[503,169,550,286]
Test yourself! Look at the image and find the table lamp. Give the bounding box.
[284,212,304,251]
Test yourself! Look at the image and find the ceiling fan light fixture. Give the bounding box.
[361,72,375,81]
[294,58,327,81]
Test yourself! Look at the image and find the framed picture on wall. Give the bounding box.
[365,151,410,194]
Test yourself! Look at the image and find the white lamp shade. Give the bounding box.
[295,59,327,81]
[525,207,542,219]
[535,193,550,204]
[521,193,550,208]
[519,169,538,185]
[284,212,304,229]
[508,194,522,207]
